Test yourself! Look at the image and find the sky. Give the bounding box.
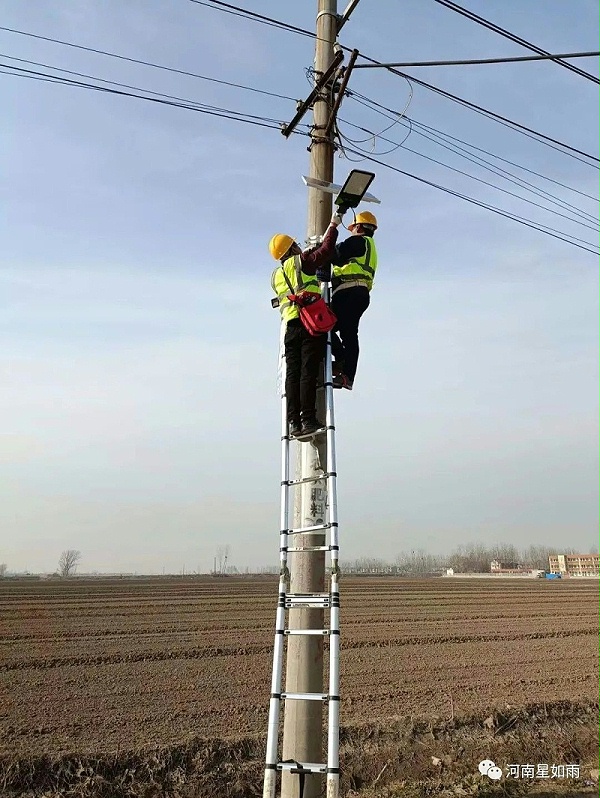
[1,0,598,574]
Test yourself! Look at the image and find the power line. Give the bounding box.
[0,62,306,132]
[188,0,315,38]
[346,91,599,203]
[354,50,600,68]
[0,25,296,101]
[0,54,294,125]
[432,0,600,84]
[118,3,600,252]
[337,117,599,230]
[5,4,597,201]
[340,115,600,233]
[186,1,600,166]
[341,146,599,255]
[407,118,600,204]
[345,92,599,224]
[357,54,600,166]
[6,67,598,255]
[0,66,65,84]
[1,7,594,256]
[5,10,595,170]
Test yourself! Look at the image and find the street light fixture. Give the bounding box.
[334,169,376,210]
[302,169,380,206]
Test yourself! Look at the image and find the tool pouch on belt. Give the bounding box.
[283,269,337,336]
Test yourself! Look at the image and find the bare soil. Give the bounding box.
[0,576,597,796]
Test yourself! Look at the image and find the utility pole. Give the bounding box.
[281,2,339,796]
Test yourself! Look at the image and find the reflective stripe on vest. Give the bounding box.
[271,254,320,322]
[332,236,378,291]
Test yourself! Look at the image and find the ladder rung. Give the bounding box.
[285,629,330,635]
[286,545,331,552]
[285,593,330,608]
[285,473,333,486]
[282,692,328,701]
[288,523,330,535]
[277,761,327,774]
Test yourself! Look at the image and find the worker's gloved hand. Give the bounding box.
[316,264,331,282]
[330,213,343,227]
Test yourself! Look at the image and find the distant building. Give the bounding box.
[548,553,600,577]
[490,560,528,574]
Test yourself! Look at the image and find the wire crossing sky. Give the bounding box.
[0,17,597,251]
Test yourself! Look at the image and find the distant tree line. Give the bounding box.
[2,541,595,579]
[340,544,586,575]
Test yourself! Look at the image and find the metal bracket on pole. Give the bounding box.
[337,0,361,31]
[281,49,344,139]
[324,49,359,138]
[316,9,339,21]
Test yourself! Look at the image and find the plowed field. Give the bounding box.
[1,575,597,762]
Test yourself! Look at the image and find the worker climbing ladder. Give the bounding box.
[262,170,380,798]
[263,319,341,798]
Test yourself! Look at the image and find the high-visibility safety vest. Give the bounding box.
[332,236,378,293]
[271,254,321,323]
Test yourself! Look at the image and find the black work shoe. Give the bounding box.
[332,374,353,390]
[288,419,302,438]
[299,417,326,438]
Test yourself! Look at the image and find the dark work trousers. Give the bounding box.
[330,286,370,382]
[284,318,326,422]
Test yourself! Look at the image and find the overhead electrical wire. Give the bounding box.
[347,91,599,203]
[189,0,600,166]
[311,61,414,154]
[0,25,297,101]
[5,21,594,199]
[355,50,600,68]
[0,54,296,125]
[432,0,600,83]
[3,10,596,168]
[345,92,599,224]
[338,116,413,155]
[3,2,597,253]
[8,57,592,254]
[357,54,600,166]
[0,66,65,83]
[341,145,599,256]
[188,0,315,38]
[0,61,310,133]
[337,116,599,229]
[336,117,598,231]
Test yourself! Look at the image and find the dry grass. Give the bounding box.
[1,701,597,797]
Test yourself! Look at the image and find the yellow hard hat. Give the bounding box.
[269,234,295,261]
[349,211,378,230]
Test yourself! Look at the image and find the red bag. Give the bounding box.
[282,261,337,336]
[290,291,337,336]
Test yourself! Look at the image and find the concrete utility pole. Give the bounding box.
[281,2,338,796]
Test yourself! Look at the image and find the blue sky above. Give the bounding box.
[1,0,598,573]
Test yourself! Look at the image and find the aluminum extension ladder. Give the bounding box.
[263,325,341,798]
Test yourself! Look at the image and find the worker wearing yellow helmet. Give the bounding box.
[318,209,379,390]
[269,211,342,438]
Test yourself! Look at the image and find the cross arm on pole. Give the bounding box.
[323,48,359,138]
[281,49,344,138]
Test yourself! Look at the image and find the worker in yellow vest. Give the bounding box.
[270,212,342,438]
[327,210,378,390]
